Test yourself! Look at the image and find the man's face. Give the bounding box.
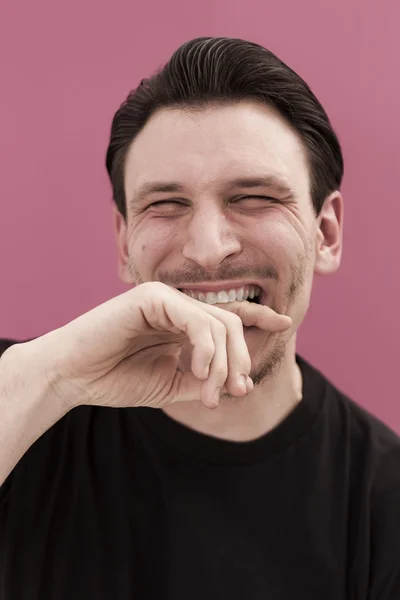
[115,101,341,385]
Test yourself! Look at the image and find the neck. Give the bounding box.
[163,337,303,442]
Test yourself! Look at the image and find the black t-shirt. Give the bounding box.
[0,338,400,600]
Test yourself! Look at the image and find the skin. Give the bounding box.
[112,100,343,441]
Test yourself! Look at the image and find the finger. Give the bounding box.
[200,319,228,409]
[217,311,252,397]
[163,305,227,407]
[223,301,292,331]
[179,291,291,333]
[174,298,251,386]
[166,362,223,410]
[189,320,216,381]
[168,371,253,409]
[164,302,217,381]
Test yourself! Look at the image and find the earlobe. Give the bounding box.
[314,191,344,276]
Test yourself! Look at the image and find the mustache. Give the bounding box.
[157,264,279,287]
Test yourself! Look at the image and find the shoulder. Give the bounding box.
[333,382,400,471]
[302,356,400,594]
[299,354,400,483]
[302,354,399,447]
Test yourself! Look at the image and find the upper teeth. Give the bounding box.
[181,285,261,304]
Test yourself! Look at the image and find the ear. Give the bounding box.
[113,206,133,285]
[314,191,344,276]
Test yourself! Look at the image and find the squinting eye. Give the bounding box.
[234,195,276,202]
[149,200,183,207]
[146,200,188,217]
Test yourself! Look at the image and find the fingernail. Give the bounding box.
[239,375,247,390]
[246,377,254,392]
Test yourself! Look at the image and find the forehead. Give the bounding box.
[124,101,310,198]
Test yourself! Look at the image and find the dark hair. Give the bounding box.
[106,37,343,220]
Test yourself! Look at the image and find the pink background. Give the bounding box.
[1,0,399,431]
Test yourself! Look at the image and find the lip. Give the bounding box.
[178,280,268,304]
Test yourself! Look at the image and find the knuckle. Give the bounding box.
[200,339,215,358]
[137,281,163,293]
[213,320,227,338]
[226,311,243,329]
[214,364,228,381]
[198,312,212,326]
[135,281,167,304]
[191,314,213,337]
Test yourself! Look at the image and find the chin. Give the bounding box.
[243,325,271,353]
[245,331,288,386]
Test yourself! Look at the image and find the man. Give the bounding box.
[0,36,399,599]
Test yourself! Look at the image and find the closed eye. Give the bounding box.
[145,199,189,218]
[148,196,276,206]
[234,195,276,202]
[148,199,185,207]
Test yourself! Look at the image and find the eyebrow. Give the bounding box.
[225,176,295,197]
[130,174,295,208]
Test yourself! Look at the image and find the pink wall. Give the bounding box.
[1,0,399,431]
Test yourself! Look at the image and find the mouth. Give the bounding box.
[177,282,267,306]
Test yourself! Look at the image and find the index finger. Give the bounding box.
[192,297,292,332]
[225,301,292,330]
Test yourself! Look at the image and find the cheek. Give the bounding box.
[249,218,303,264]
[129,221,179,271]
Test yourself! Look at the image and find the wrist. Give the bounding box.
[3,338,77,416]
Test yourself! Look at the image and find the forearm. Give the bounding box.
[0,342,70,486]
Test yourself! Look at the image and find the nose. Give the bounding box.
[182,205,241,271]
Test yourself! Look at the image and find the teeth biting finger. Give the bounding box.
[229,302,292,331]
[181,285,262,305]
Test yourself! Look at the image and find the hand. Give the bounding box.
[22,282,292,411]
